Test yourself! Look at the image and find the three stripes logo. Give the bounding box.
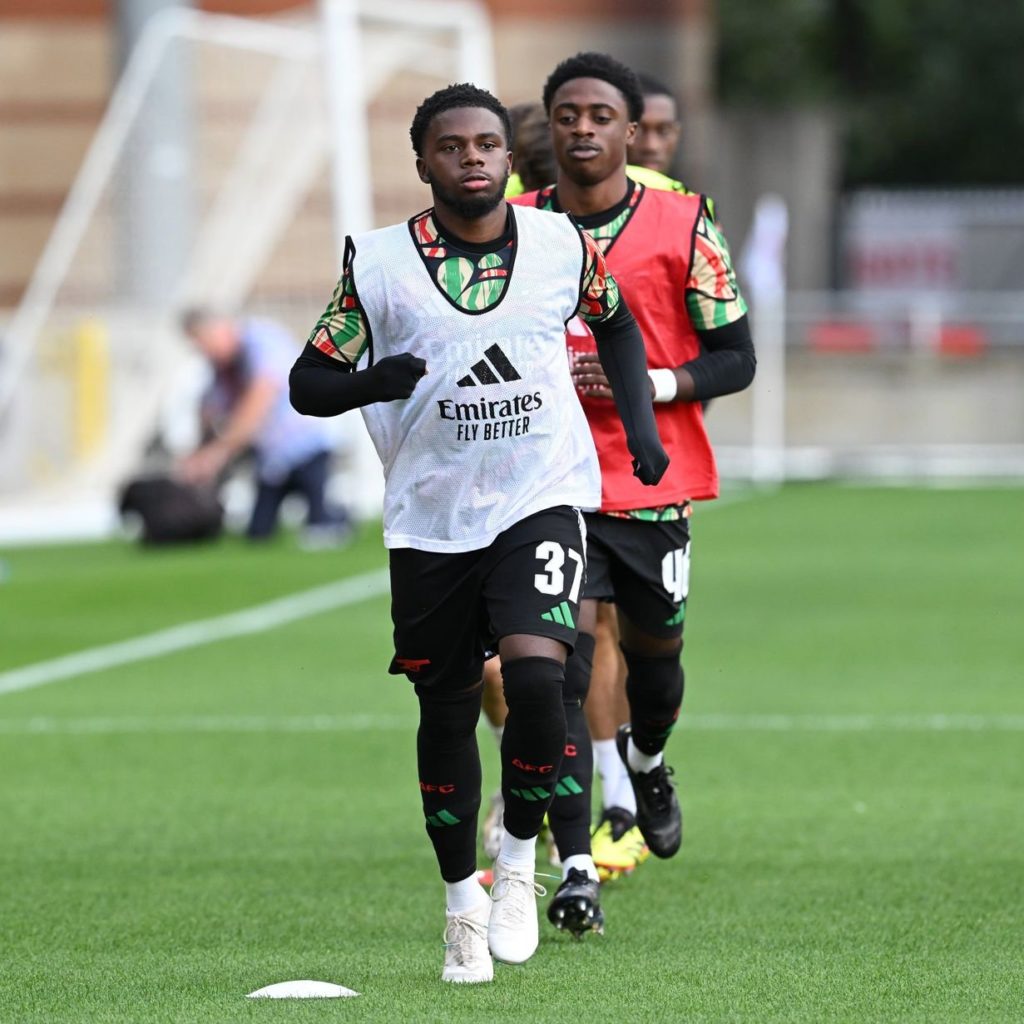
[541,601,576,629]
[553,775,584,797]
[510,777,583,802]
[509,785,551,802]
[664,605,685,628]
[457,343,521,387]
[425,809,460,828]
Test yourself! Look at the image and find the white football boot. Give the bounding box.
[442,901,493,984]
[488,860,546,964]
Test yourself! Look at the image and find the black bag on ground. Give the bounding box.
[119,475,224,545]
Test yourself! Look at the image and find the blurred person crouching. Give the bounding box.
[178,308,352,546]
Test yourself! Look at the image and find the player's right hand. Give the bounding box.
[369,352,427,401]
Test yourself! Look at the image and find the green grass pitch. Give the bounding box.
[1,483,1022,1022]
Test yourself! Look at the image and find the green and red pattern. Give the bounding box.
[577,231,620,322]
[308,206,624,364]
[411,211,512,312]
[308,244,370,365]
[686,211,748,330]
[535,183,643,257]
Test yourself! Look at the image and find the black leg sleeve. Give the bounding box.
[547,631,596,860]
[500,656,567,841]
[623,646,684,756]
[417,686,483,882]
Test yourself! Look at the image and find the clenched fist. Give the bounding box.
[368,352,427,402]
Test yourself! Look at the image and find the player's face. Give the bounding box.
[549,77,637,188]
[416,107,511,220]
[627,93,680,173]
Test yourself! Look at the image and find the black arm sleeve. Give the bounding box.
[589,299,670,486]
[685,314,757,402]
[289,344,370,417]
[290,343,427,416]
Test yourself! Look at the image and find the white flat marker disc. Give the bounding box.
[246,980,360,999]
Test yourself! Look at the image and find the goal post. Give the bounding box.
[0,1,497,539]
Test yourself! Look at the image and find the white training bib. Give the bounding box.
[352,205,600,552]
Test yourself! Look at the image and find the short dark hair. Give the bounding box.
[635,71,677,108]
[508,101,556,192]
[409,83,512,157]
[542,52,644,123]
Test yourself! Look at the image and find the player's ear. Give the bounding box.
[416,157,430,185]
[625,120,638,145]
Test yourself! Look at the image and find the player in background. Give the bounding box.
[289,84,667,984]
[484,84,712,871]
[628,72,681,178]
[505,101,559,197]
[625,73,718,222]
[586,69,705,882]
[511,53,755,925]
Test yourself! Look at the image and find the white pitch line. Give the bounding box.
[0,568,390,698]
[1,711,1023,736]
[0,713,416,735]
[682,712,1024,732]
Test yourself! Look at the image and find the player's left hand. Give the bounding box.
[570,352,613,399]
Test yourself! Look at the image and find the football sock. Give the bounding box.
[623,646,684,756]
[593,741,630,811]
[611,760,638,816]
[445,873,490,914]
[417,685,483,883]
[627,737,663,774]
[562,853,599,883]
[497,831,537,869]
[500,656,567,841]
[547,632,595,859]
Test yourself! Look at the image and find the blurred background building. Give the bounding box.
[1,0,1022,542]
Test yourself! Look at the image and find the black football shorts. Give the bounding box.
[388,505,587,692]
[583,512,692,639]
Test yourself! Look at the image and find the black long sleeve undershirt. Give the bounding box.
[590,299,669,484]
[290,346,363,417]
[289,297,668,484]
[685,314,757,402]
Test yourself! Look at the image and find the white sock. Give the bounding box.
[497,832,536,870]
[627,737,663,774]
[561,854,599,883]
[445,874,488,914]
[613,775,638,816]
[593,738,626,808]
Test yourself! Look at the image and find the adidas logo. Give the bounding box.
[541,601,576,629]
[457,343,522,387]
[664,606,685,627]
[425,809,460,828]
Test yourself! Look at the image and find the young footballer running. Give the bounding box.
[289,83,667,984]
